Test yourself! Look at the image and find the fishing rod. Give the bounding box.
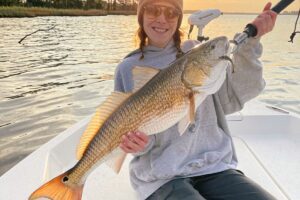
[231,0,296,53]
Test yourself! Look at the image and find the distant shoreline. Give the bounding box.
[0,7,136,18]
[184,10,299,15]
[0,7,298,18]
[183,10,256,15]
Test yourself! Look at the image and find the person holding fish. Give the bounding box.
[28,0,278,199]
[116,0,278,199]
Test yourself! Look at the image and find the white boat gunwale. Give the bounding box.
[0,100,299,200]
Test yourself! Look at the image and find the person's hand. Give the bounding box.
[119,131,149,153]
[251,2,277,38]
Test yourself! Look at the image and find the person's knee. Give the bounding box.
[147,178,205,200]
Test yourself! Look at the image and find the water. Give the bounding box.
[0,14,299,176]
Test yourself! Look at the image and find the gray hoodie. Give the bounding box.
[114,37,264,199]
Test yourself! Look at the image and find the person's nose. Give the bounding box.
[156,10,167,23]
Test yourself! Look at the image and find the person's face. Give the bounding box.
[143,1,181,48]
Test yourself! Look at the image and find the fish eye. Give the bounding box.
[211,45,216,50]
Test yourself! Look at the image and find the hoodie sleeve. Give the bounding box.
[114,63,126,92]
[216,36,265,115]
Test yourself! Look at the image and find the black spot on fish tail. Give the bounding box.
[62,176,69,182]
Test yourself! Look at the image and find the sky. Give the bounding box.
[184,0,300,13]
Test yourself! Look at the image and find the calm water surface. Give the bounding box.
[0,14,299,176]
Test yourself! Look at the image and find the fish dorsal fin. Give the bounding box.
[182,65,211,88]
[132,66,160,92]
[76,92,131,160]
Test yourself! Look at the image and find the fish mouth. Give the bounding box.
[219,55,233,64]
[219,55,234,73]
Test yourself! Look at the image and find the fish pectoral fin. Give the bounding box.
[105,148,127,174]
[76,92,132,160]
[189,91,196,125]
[132,66,160,92]
[178,91,197,136]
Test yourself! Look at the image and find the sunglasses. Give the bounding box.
[143,5,181,21]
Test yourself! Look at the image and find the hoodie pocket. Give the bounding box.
[181,151,222,175]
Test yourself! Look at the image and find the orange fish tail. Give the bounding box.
[29,172,83,200]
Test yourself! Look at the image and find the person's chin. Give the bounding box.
[152,31,167,37]
[153,33,171,41]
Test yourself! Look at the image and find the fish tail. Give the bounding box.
[28,172,83,200]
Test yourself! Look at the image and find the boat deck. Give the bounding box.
[0,100,299,199]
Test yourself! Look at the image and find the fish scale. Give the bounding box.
[68,62,190,185]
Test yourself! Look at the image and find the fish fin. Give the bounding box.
[76,92,132,160]
[105,148,127,174]
[177,91,198,135]
[189,91,196,125]
[194,91,207,108]
[29,172,83,200]
[132,66,160,92]
[178,114,190,136]
[182,65,211,87]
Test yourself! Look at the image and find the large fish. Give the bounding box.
[29,36,232,200]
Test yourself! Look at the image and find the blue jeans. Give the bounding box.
[147,169,276,200]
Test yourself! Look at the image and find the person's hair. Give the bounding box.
[136,9,184,60]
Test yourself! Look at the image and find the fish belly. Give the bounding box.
[138,102,189,135]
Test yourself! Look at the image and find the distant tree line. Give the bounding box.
[0,0,138,10]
